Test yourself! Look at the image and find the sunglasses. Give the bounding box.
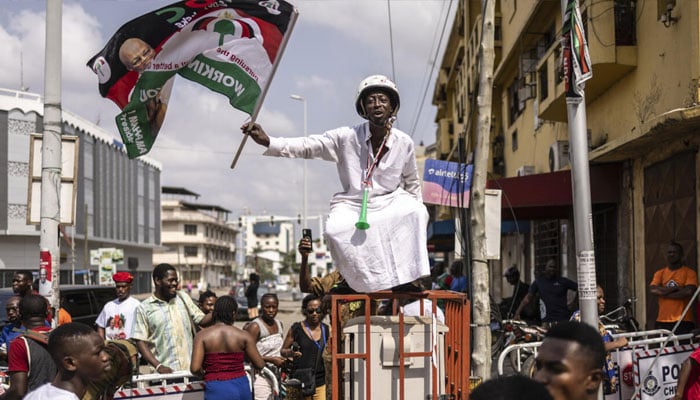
[306,308,323,315]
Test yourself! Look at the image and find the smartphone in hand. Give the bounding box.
[302,228,312,241]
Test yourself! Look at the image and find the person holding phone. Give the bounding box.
[280,295,329,400]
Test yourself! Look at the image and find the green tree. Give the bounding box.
[280,249,298,275]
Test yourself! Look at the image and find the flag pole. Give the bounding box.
[230,9,299,169]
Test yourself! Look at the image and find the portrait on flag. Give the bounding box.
[88,0,297,158]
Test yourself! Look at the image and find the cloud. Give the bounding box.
[297,0,452,76]
[294,74,335,96]
[0,25,23,90]
[0,0,451,220]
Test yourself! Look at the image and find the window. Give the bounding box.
[511,130,518,152]
[508,80,522,125]
[184,224,197,235]
[184,246,198,257]
[539,64,549,101]
[616,0,636,45]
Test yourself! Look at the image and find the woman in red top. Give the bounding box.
[191,295,265,400]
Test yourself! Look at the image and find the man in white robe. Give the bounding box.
[241,75,429,292]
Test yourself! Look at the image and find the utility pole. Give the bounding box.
[40,0,62,311]
[83,203,89,284]
[289,95,308,230]
[470,0,496,379]
[559,0,598,329]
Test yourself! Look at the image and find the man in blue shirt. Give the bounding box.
[448,260,468,292]
[514,260,577,325]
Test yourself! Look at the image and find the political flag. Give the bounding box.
[561,0,592,101]
[88,0,297,158]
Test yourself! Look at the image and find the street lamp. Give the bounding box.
[290,94,307,229]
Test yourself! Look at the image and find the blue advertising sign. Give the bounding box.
[422,159,473,208]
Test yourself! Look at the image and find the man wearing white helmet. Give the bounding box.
[241,75,430,292]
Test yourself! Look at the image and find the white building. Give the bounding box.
[0,88,161,293]
[236,214,333,281]
[153,186,237,288]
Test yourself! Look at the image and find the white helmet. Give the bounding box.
[354,75,400,119]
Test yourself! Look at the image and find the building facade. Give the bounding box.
[433,1,700,326]
[236,214,332,283]
[0,88,161,293]
[153,186,236,288]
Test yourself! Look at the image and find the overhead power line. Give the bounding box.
[408,0,454,139]
[387,0,397,84]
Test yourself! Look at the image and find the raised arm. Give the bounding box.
[298,238,313,293]
[241,123,270,147]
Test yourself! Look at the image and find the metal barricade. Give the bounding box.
[496,329,697,376]
[329,290,470,400]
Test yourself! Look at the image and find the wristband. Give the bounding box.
[155,363,163,371]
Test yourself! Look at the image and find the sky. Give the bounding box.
[0,0,455,222]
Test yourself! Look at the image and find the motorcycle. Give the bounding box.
[506,320,546,376]
[492,319,546,376]
[600,297,640,333]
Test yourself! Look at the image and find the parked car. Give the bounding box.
[0,285,116,328]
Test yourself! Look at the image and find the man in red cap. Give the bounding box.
[96,272,141,340]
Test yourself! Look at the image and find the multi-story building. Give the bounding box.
[154,186,236,288]
[0,88,161,293]
[433,1,700,326]
[236,214,332,282]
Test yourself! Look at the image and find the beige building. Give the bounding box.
[153,186,237,288]
[433,0,700,326]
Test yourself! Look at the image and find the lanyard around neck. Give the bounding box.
[363,129,390,187]
[304,321,326,350]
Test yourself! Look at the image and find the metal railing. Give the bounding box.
[329,290,470,400]
[496,329,696,376]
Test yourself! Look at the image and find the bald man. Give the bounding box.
[119,38,155,73]
[117,37,167,134]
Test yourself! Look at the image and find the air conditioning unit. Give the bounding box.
[549,141,570,172]
[516,165,535,176]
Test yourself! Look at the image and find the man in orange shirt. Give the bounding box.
[650,241,698,335]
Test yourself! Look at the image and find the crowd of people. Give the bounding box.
[1,238,700,400]
[1,71,699,400]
